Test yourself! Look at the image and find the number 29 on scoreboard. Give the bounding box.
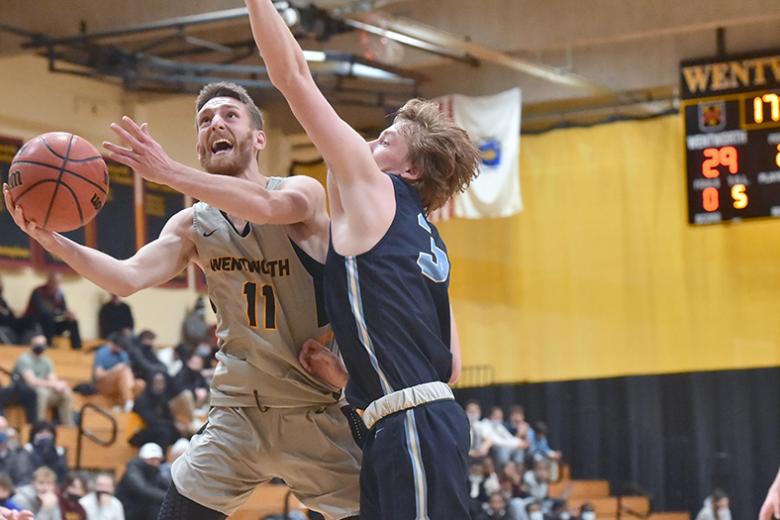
[698,146,748,212]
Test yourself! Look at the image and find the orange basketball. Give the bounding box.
[7,132,109,232]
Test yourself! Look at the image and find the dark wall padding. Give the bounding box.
[454,367,780,518]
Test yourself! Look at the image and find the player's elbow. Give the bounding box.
[269,64,313,96]
[113,282,139,299]
[449,360,462,385]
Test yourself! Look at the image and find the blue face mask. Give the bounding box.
[0,432,7,444]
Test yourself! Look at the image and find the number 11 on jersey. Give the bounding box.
[243,282,277,329]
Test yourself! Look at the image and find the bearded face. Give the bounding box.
[196,97,264,176]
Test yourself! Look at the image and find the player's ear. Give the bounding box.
[254,129,267,151]
[399,164,422,181]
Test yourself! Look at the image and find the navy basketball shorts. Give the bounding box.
[359,399,471,519]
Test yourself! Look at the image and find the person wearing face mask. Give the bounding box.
[12,335,74,426]
[79,473,125,520]
[57,473,87,520]
[11,466,61,520]
[18,422,68,484]
[525,500,547,520]
[116,443,168,520]
[577,503,596,520]
[695,489,731,520]
[476,492,511,520]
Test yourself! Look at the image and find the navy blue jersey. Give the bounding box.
[325,174,452,409]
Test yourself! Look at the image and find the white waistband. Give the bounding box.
[362,381,454,430]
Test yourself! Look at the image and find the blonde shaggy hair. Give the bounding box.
[394,99,480,212]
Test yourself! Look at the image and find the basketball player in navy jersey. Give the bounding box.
[244,1,481,518]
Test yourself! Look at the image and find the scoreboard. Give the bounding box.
[681,50,780,224]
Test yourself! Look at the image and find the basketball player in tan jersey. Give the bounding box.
[3,82,361,520]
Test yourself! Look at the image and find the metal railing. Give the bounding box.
[75,402,117,470]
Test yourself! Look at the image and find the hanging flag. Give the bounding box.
[432,88,522,221]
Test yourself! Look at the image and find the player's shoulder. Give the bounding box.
[277,174,324,195]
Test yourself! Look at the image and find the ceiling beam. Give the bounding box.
[345,13,612,93]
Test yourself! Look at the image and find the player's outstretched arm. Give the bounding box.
[759,465,780,519]
[104,117,324,226]
[243,0,394,232]
[4,184,194,297]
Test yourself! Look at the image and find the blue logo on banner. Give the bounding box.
[479,139,501,167]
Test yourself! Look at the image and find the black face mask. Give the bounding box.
[32,345,45,355]
[66,493,82,502]
[33,437,55,454]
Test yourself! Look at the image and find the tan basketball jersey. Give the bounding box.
[192,177,336,407]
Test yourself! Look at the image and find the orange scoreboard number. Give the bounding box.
[699,146,747,212]
[701,146,738,178]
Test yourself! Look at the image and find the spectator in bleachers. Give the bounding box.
[695,488,731,520]
[124,330,166,382]
[129,372,182,452]
[0,417,32,485]
[529,422,561,462]
[506,406,532,462]
[180,297,210,357]
[11,466,61,519]
[93,333,143,412]
[466,400,492,459]
[0,473,22,512]
[18,422,68,484]
[0,275,24,345]
[170,354,209,422]
[97,295,134,339]
[116,443,167,520]
[0,368,37,425]
[523,459,552,503]
[481,406,523,467]
[525,500,545,520]
[477,492,511,520]
[58,472,87,520]
[576,502,596,520]
[80,472,124,520]
[160,438,189,486]
[23,273,82,350]
[501,461,529,500]
[13,335,73,426]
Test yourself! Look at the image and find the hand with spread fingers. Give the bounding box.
[760,468,780,520]
[2,182,56,245]
[103,116,178,185]
[0,506,34,520]
[298,339,349,391]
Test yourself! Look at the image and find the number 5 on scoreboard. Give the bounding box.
[731,184,748,210]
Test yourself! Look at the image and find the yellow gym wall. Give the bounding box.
[440,114,780,384]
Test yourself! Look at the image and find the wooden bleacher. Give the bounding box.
[0,343,303,518]
[549,469,691,520]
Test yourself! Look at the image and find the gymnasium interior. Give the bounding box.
[0,1,779,518]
